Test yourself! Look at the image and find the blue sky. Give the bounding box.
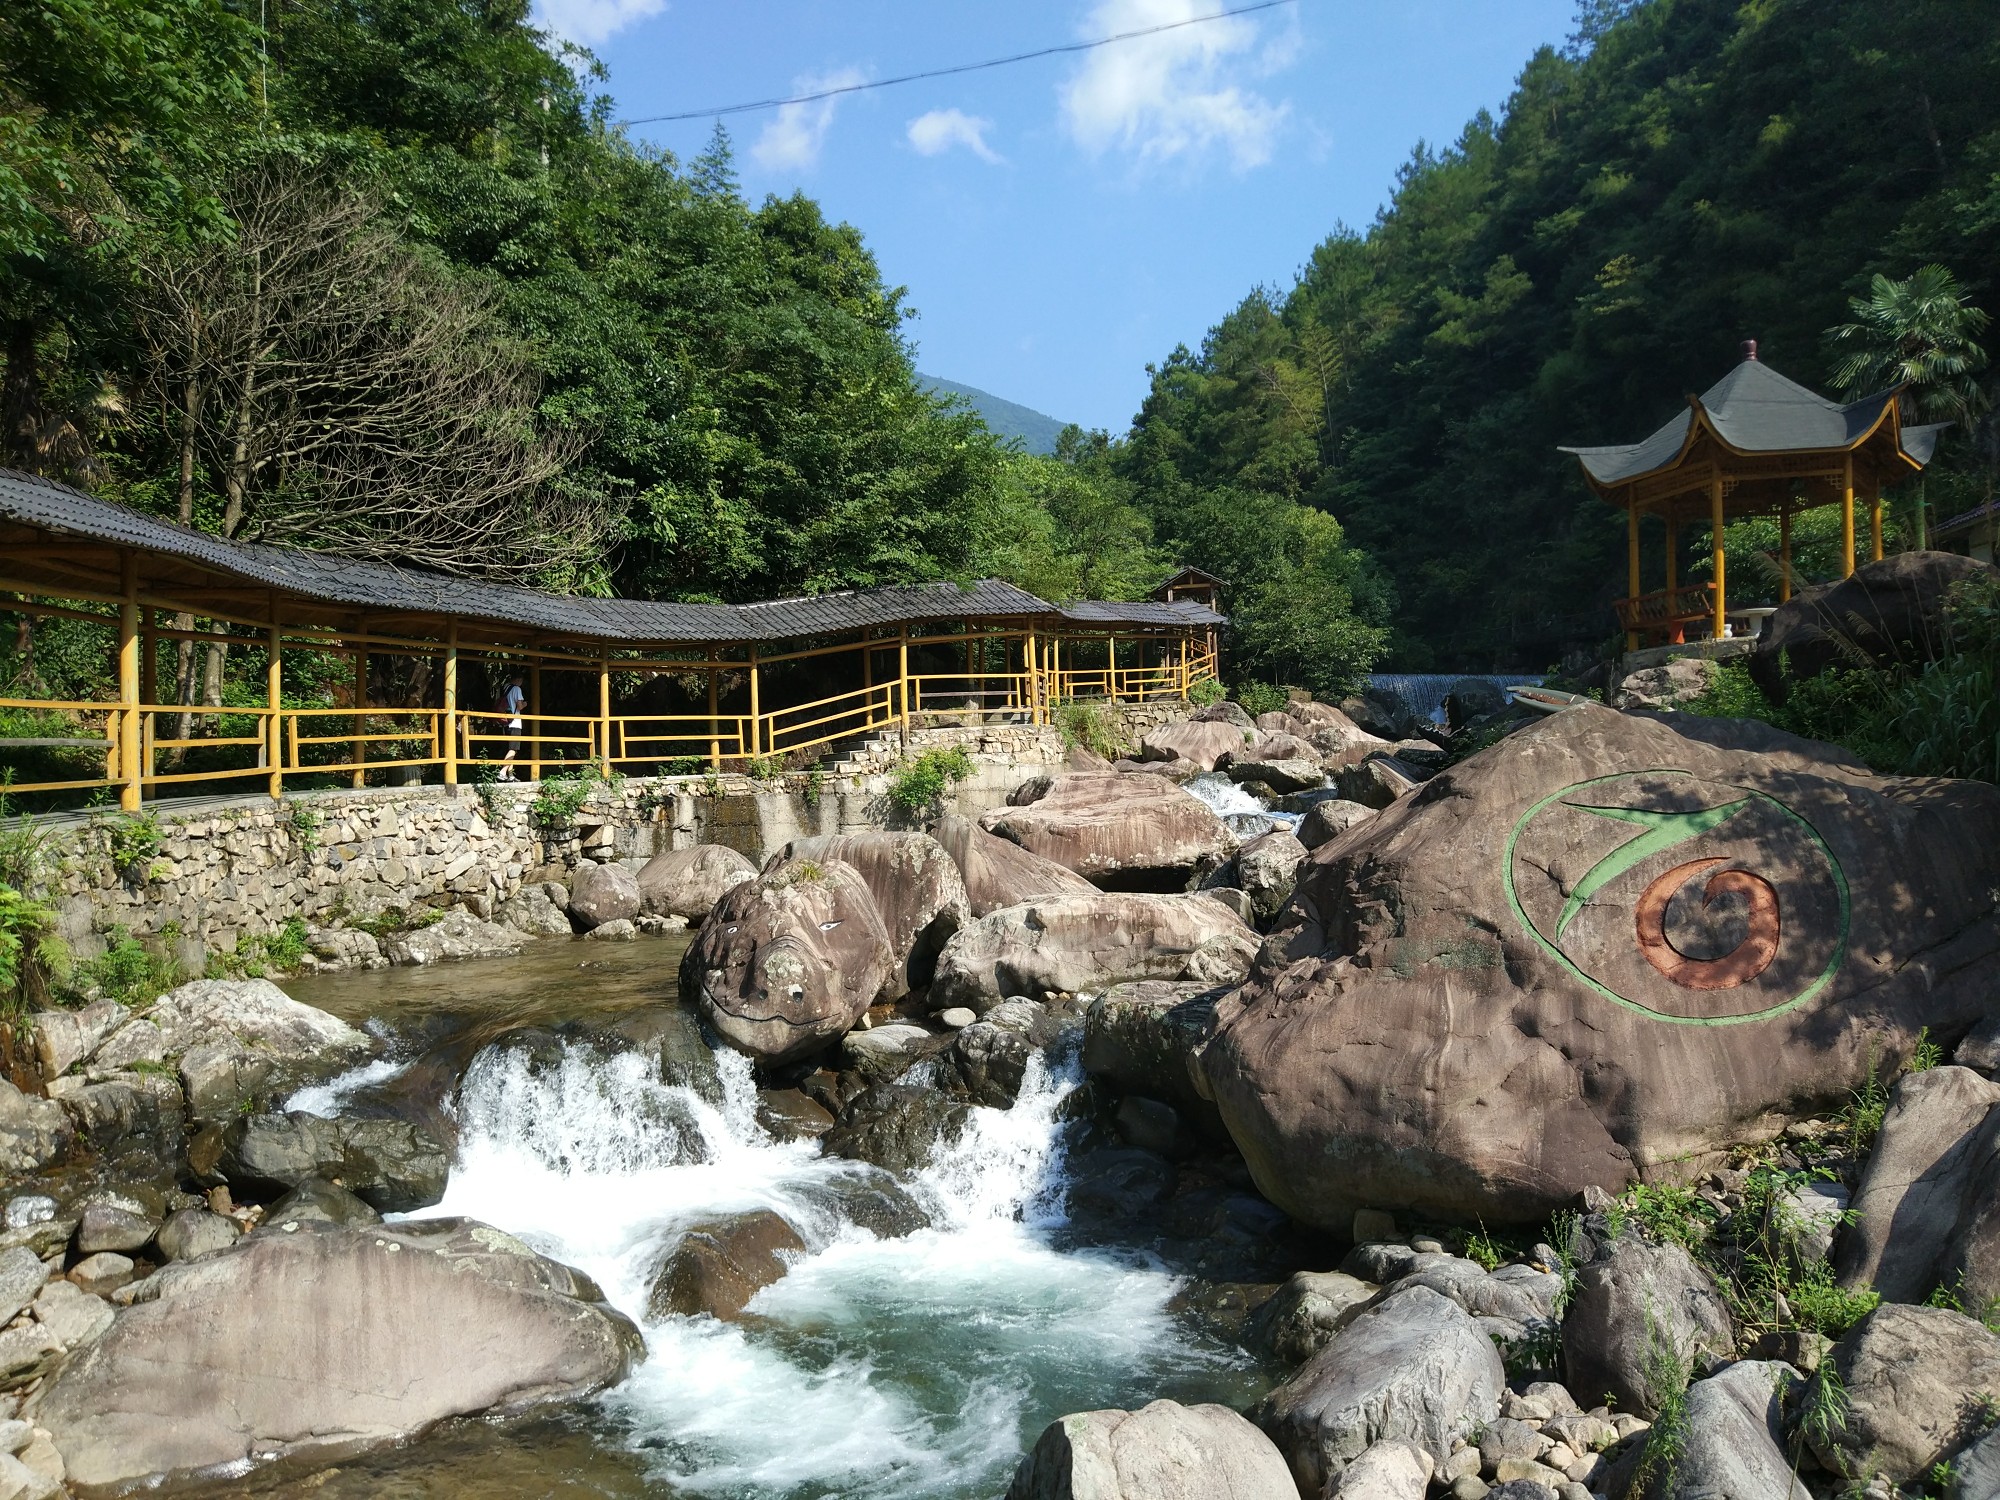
[538,0,1579,434]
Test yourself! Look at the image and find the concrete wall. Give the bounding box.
[28,709,1186,968]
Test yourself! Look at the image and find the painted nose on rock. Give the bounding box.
[759,944,811,1005]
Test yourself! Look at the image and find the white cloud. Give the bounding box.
[750,68,868,173]
[907,108,1003,164]
[533,0,667,48]
[1060,0,1295,171]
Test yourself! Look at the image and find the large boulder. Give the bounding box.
[218,1112,450,1212]
[1253,1285,1504,1494]
[1006,1399,1296,1500]
[1299,798,1376,850]
[1806,1303,2000,1485]
[929,813,1096,917]
[384,908,526,966]
[1663,1359,1811,1500]
[34,1218,641,1493]
[930,894,1259,1013]
[636,844,756,921]
[980,773,1235,883]
[1560,1233,1733,1418]
[1750,551,2000,698]
[1140,719,1251,771]
[567,861,641,929]
[1227,758,1326,795]
[681,856,892,1064]
[774,833,969,999]
[1081,981,1225,1124]
[1837,1065,2000,1303]
[1200,705,2000,1230]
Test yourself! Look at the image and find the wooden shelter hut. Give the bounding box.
[0,470,1223,811]
[1559,342,1949,648]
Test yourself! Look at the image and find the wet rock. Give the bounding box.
[1298,797,1376,849]
[949,1021,1035,1107]
[263,1178,382,1228]
[1065,1146,1175,1223]
[1807,1303,2000,1485]
[583,916,637,941]
[219,1112,449,1213]
[1236,830,1307,922]
[1837,1065,2000,1303]
[385,908,526,965]
[930,894,1257,1014]
[930,814,1096,918]
[1561,1234,1732,1418]
[647,1210,806,1321]
[0,1081,71,1178]
[1254,1285,1505,1494]
[1249,1269,1379,1366]
[1443,679,1510,731]
[31,1279,113,1349]
[1088,988,1224,1128]
[68,1252,134,1296]
[1228,758,1325,795]
[654,1007,724,1106]
[1114,1096,1192,1157]
[754,1089,834,1140]
[0,1249,49,1324]
[1202,706,2000,1232]
[495,879,576,937]
[793,1167,929,1240]
[683,856,893,1064]
[155,1207,241,1261]
[777,833,970,1000]
[1007,1398,1296,1500]
[822,1082,968,1174]
[980,773,1236,882]
[1140,720,1253,771]
[637,844,756,921]
[35,1217,643,1494]
[568,862,642,929]
[840,1023,940,1085]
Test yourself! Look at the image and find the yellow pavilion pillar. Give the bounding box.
[117,554,141,811]
[1841,456,1857,578]
[1709,472,1727,641]
[441,622,458,785]
[1871,487,1885,563]
[1779,508,1793,604]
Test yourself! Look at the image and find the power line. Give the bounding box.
[614,0,1299,128]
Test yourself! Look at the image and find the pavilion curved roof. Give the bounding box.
[1558,357,1948,490]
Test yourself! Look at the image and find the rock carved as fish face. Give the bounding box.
[685,857,892,1063]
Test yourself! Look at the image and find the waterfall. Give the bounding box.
[1367,671,1542,725]
[406,1030,1239,1500]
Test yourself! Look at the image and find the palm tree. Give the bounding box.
[1826,265,1991,547]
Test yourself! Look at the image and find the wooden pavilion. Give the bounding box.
[1559,343,1949,648]
[0,470,1223,811]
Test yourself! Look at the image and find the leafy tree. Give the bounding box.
[1826,264,1990,424]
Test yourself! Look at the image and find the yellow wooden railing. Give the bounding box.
[0,639,1221,805]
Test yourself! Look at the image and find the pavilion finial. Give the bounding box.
[1742,338,1758,361]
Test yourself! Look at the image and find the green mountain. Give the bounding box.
[922,376,1071,456]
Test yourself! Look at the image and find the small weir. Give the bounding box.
[1366,671,1542,725]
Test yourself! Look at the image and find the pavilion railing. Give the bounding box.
[1614,584,1717,636]
[0,633,1224,807]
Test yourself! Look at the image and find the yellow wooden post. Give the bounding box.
[1625,494,1641,652]
[746,646,760,760]
[1779,508,1793,603]
[117,554,141,811]
[598,656,613,769]
[1710,473,1727,641]
[706,650,721,768]
[1025,628,1039,724]
[350,644,368,788]
[1107,634,1118,701]
[1870,490,1884,563]
[529,661,543,782]
[442,622,458,785]
[1841,455,1856,578]
[897,629,910,745]
[266,617,283,801]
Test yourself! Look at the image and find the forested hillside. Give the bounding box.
[1114,0,2000,669]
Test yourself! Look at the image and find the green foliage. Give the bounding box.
[657,757,706,777]
[973,447,1163,603]
[350,905,444,943]
[1053,701,1124,762]
[1827,264,1991,425]
[1185,676,1227,708]
[1630,1310,1692,1493]
[288,802,321,856]
[68,928,179,1007]
[530,761,608,830]
[1461,1223,1518,1272]
[887,746,974,813]
[743,757,782,782]
[1604,1181,1716,1253]
[107,812,163,877]
[802,766,827,809]
[1234,681,1288,718]
[1911,1028,1944,1072]
[0,884,64,1019]
[205,916,308,979]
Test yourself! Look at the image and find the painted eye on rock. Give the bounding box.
[819,920,842,931]
[725,925,738,935]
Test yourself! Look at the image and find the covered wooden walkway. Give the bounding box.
[0,471,1223,810]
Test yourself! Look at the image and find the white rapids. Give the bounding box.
[405,1035,1246,1499]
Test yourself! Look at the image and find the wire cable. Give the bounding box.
[614,0,1298,127]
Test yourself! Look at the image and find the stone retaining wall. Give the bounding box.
[29,706,1189,969]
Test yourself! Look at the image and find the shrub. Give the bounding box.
[1186,676,1227,707]
[1053,701,1123,762]
[0,884,65,1019]
[107,812,163,877]
[1234,681,1288,717]
[67,928,179,1008]
[530,760,610,829]
[888,746,974,813]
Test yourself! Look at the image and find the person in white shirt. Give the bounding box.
[497,672,527,780]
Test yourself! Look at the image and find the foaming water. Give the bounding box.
[284,1056,408,1116]
[1184,770,1297,835]
[414,1034,1252,1499]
